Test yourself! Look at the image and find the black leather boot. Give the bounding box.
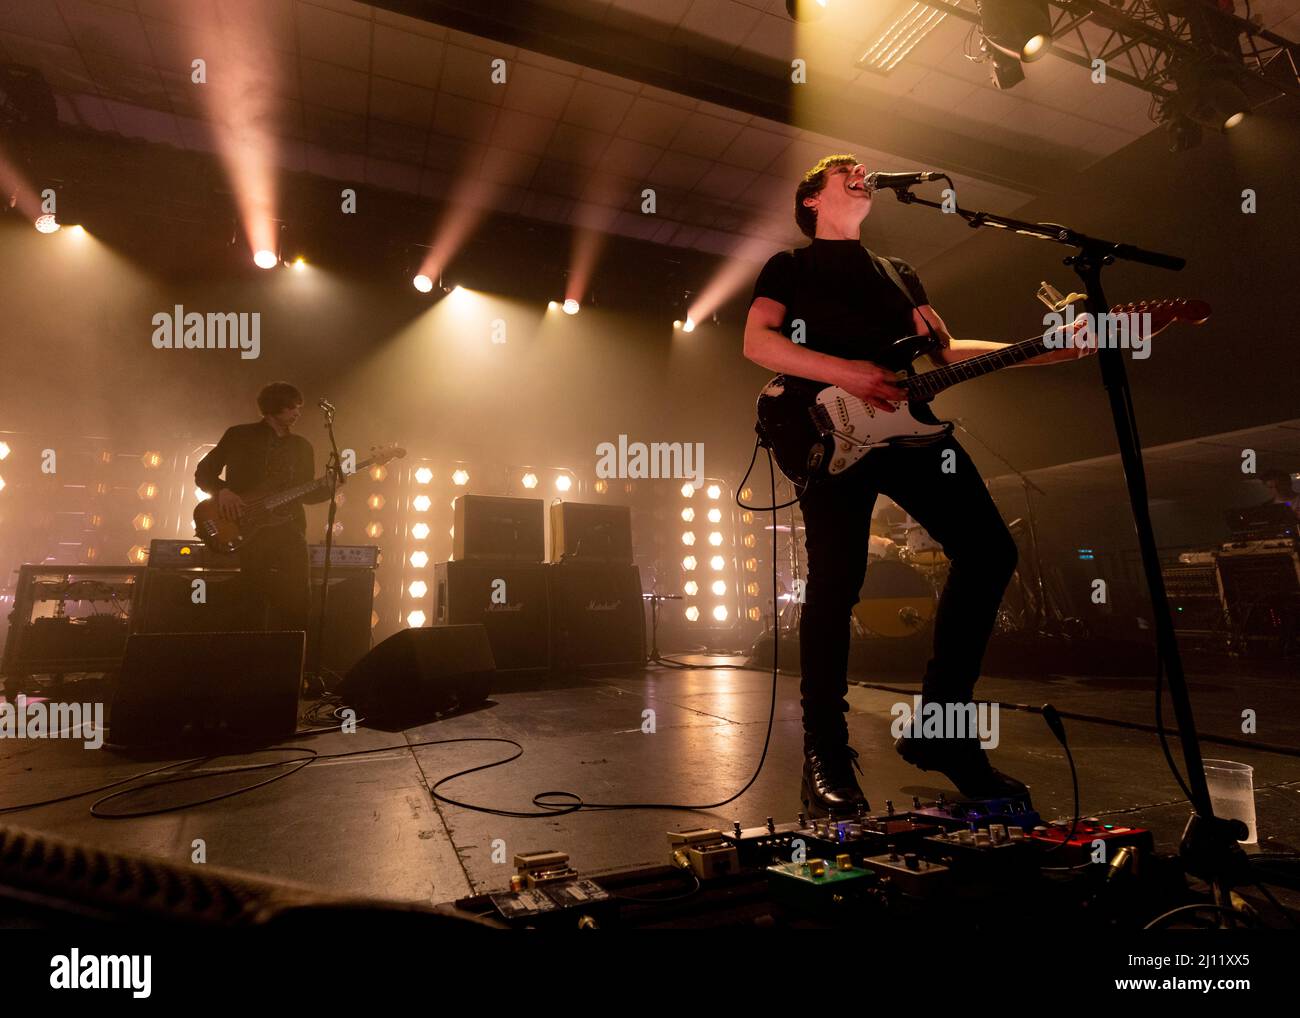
[895,734,1030,801]
[801,744,870,818]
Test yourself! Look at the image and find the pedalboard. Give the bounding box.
[1027,818,1154,866]
[667,828,741,880]
[766,856,877,915]
[904,793,1041,832]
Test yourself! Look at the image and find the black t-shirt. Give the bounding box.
[195,421,326,534]
[750,238,929,362]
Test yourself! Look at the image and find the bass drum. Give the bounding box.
[852,561,936,638]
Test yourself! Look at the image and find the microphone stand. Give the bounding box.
[889,184,1248,903]
[951,418,1058,635]
[308,402,344,692]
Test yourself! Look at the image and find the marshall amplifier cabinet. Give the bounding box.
[549,502,633,564]
[453,495,545,562]
[549,563,644,671]
[433,560,550,673]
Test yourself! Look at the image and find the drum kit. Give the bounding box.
[765,496,1047,642]
[853,502,946,640]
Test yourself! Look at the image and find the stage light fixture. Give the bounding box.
[410,551,429,568]
[747,607,761,622]
[415,467,433,485]
[683,556,697,570]
[253,248,278,269]
[713,605,729,622]
[407,610,426,628]
[708,532,723,546]
[0,475,5,493]
[366,494,384,511]
[681,507,695,522]
[685,606,700,622]
[522,472,539,489]
[34,214,60,234]
[548,300,558,311]
[1177,67,1250,131]
[712,580,727,596]
[291,256,306,271]
[0,441,9,460]
[681,482,695,498]
[978,0,1052,63]
[785,0,828,22]
[366,522,383,538]
[137,482,158,500]
[451,469,469,486]
[562,299,580,315]
[682,317,696,333]
[411,522,430,540]
[409,581,428,599]
[985,39,1026,89]
[593,479,608,494]
[555,474,572,492]
[710,555,725,571]
[684,581,699,596]
[69,224,86,238]
[413,273,434,293]
[412,495,432,512]
[370,465,388,481]
[707,484,721,500]
[1166,114,1203,151]
[127,545,148,564]
[707,508,722,524]
[682,531,696,546]
[132,513,154,531]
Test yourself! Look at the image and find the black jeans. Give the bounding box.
[797,438,1017,748]
[239,524,311,634]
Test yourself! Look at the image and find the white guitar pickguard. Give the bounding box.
[816,386,950,475]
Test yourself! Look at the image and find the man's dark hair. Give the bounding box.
[257,381,304,416]
[795,154,858,239]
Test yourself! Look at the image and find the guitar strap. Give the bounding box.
[869,252,941,349]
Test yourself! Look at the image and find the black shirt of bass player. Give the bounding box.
[194,420,328,535]
[751,237,939,423]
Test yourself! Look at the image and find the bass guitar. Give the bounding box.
[755,299,1209,486]
[194,444,406,553]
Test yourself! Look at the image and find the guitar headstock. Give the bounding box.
[1108,298,1211,334]
[369,444,407,466]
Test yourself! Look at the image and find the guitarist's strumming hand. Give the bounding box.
[834,360,906,413]
[216,489,245,522]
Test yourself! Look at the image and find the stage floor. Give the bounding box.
[3,655,1298,909]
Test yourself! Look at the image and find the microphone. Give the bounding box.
[863,170,944,191]
[318,397,335,413]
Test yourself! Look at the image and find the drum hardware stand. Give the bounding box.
[951,418,1069,636]
[308,398,344,692]
[889,182,1248,906]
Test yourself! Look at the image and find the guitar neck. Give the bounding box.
[906,333,1057,400]
[261,455,379,510]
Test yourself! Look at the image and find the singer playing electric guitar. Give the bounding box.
[743,156,1097,819]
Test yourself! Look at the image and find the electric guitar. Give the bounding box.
[194,444,406,553]
[755,299,1210,486]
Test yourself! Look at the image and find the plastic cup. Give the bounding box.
[1203,759,1257,845]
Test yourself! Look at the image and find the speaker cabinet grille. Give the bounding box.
[433,561,550,672]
